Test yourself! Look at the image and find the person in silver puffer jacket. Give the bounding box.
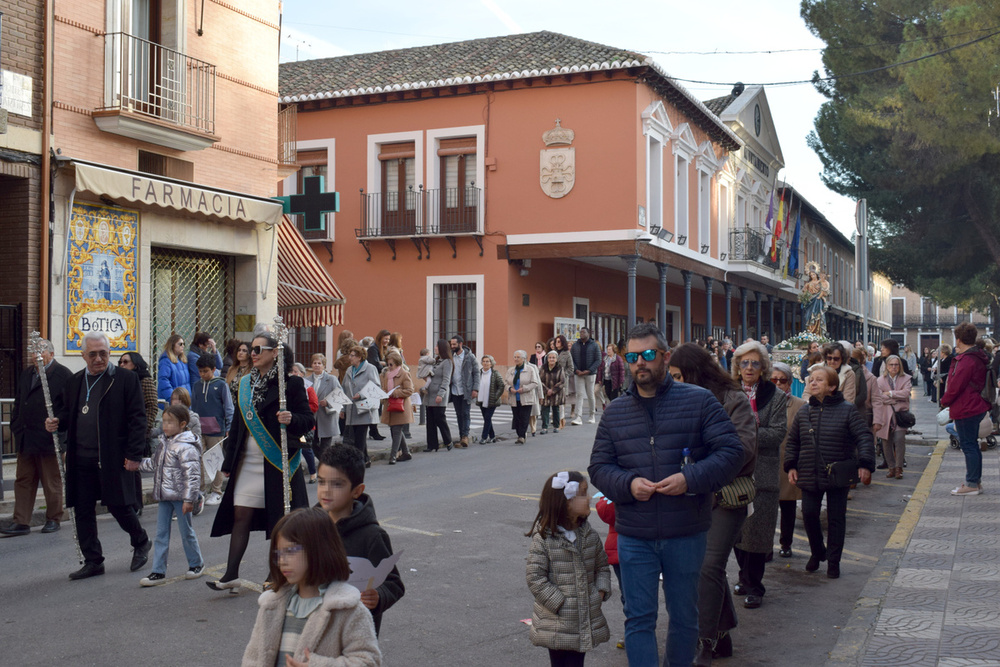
[137,405,205,585]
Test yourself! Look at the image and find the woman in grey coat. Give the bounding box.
[423,339,454,452]
[309,353,342,455]
[731,341,787,610]
[342,344,381,466]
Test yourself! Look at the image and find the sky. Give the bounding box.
[277,0,858,238]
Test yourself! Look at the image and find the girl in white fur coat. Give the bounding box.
[242,508,381,667]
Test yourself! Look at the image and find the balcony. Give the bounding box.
[94,32,219,151]
[727,227,800,282]
[357,186,482,238]
[892,315,991,330]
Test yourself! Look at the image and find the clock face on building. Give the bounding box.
[754,104,761,136]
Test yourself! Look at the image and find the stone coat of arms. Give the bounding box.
[540,119,575,199]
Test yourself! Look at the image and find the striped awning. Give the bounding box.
[277,217,345,327]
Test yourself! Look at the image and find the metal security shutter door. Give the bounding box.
[150,248,234,372]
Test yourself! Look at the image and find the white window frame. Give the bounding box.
[718,180,731,257]
[426,125,486,234]
[573,297,591,325]
[281,138,336,241]
[671,123,696,245]
[641,102,673,238]
[367,130,424,234]
[426,274,484,358]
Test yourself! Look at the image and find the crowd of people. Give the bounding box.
[4,318,996,666]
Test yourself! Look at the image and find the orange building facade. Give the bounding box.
[279,32,867,363]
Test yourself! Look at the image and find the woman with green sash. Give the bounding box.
[207,333,314,591]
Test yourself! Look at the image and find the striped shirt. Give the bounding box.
[275,585,327,667]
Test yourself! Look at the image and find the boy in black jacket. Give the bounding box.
[316,444,404,635]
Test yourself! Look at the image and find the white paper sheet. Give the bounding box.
[346,550,403,592]
[360,383,390,401]
[322,386,352,412]
[202,442,225,481]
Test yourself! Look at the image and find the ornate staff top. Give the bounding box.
[272,316,289,349]
[28,330,45,360]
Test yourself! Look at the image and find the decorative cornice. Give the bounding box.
[53,101,94,116]
[217,72,277,97]
[210,143,278,165]
[208,0,280,31]
[54,15,104,36]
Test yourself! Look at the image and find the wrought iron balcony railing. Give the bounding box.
[101,32,216,135]
[728,227,799,277]
[357,186,482,238]
[892,315,991,329]
[278,105,297,165]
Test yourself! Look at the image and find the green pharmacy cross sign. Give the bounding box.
[274,175,340,231]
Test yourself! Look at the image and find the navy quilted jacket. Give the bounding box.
[588,377,745,540]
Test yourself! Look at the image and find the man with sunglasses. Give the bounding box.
[589,323,744,667]
[45,331,151,580]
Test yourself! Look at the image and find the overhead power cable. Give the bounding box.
[662,27,1000,88]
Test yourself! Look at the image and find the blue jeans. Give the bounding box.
[480,406,496,440]
[152,500,204,574]
[954,412,986,485]
[618,531,708,667]
[450,393,471,438]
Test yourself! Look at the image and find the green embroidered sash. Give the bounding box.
[239,374,301,477]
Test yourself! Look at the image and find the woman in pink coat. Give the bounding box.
[872,355,911,479]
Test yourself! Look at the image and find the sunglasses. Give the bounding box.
[625,349,659,364]
[739,359,761,369]
[118,358,131,366]
[825,355,842,362]
[251,345,274,355]
[772,376,790,385]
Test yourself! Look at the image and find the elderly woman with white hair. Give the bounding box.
[731,340,787,610]
[504,349,540,444]
[872,354,911,479]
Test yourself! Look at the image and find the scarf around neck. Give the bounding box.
[248,363,278,407]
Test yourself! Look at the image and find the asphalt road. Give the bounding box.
[0,420,936,666]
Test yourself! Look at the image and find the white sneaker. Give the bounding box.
[586,418,596,424]
[204,492,223,506]
[571,417,583,426]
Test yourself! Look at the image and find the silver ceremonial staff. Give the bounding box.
[28,331,83,564]
[272,316,291,515]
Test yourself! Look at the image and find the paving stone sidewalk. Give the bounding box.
[856,442,1000,667]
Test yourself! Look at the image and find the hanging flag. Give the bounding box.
[788,206,802,275]
[763,188,775,231]
[770,189,785,261]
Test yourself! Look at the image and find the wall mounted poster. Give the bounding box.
[66,202,139,352]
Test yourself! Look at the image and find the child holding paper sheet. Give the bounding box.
[317,444,405,636]
[242,507,381,667]
[526,470,611,666]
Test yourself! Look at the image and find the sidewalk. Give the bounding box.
[829,387,1000,667]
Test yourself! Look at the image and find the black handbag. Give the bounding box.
[894,408,916,429]
[810,422,860,488]
[825,459,860,487]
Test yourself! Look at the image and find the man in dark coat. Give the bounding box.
[570,327,602,425]
[46,331,150,580]
[2,338,73,536]
[589,323,744,667]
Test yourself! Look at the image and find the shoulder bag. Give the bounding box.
[716,475,756,509]
[811,417,859,487]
